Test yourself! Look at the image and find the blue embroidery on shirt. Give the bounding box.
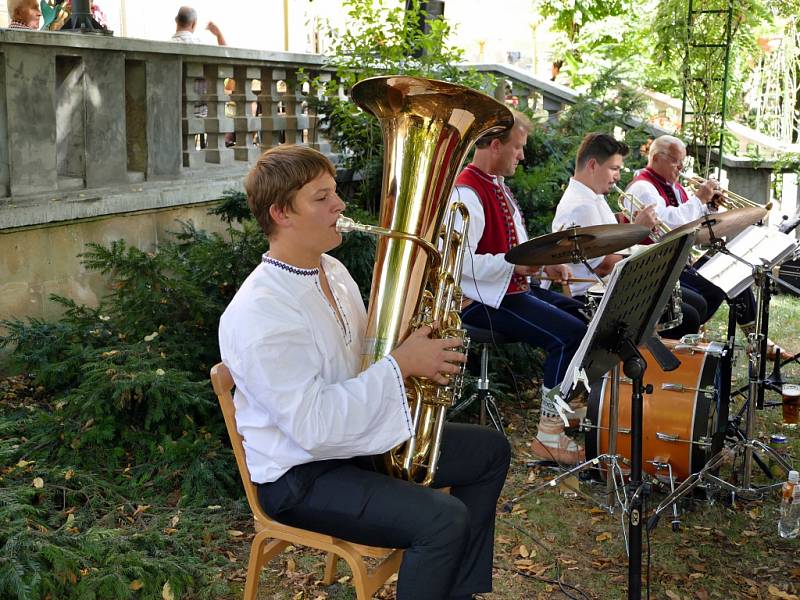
[262,255,319,276]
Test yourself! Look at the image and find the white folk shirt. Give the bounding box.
[171,31,203,43]
[551,179,616,297]
[625,178,710,230]
[218,254,413,484]
[450,175,529,309]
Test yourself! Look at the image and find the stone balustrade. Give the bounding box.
[0,31,797,329]
[0,28,332,231]
[0,29,335,326]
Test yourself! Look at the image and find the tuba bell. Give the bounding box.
[337,75,513,485]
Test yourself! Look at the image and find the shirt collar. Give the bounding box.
[261,254,319,277]
[568,177,605,202]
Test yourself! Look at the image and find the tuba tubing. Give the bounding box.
[346,75,513,485]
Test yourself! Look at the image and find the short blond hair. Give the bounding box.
[8,0,37,19]
[245,146,336,237]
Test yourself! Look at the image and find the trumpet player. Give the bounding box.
[552,132,707,339]
[451,110,588,465]
[219,146,511,600]
[625,135,787,357]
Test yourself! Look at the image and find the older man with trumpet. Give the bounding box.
[624,134,784,355]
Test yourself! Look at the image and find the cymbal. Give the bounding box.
[666,206,768,246]
[505,224,651,266]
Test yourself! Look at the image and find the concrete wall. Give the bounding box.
[0,202,232,324]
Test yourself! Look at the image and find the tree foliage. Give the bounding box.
[310,0,494,216]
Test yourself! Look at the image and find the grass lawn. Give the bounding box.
[3,296,799,599]
[247,294,800,599]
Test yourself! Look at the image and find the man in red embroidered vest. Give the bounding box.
[451,110,588,464]
[624,135,787,356]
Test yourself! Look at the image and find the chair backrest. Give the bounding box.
[210,362,271,524]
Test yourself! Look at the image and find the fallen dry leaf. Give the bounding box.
[768,585,799,599]
[162,582,175,600]
[595,532,612,542]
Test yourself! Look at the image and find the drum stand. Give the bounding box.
[649,244,798,523]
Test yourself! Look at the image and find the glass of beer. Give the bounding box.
[782,384,800,426]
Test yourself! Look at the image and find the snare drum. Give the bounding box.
[584,281,682,333]
[585,339,723,482]
[657,282,683,332]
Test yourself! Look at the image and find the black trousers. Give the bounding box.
[659,285,704,340]
[680,263,756,325]
[257,423,511,600]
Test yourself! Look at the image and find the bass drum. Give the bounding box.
[586,339,723,482]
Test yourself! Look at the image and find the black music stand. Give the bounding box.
[557,230,695,600]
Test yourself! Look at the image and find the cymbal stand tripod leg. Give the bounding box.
[742,265,768,490]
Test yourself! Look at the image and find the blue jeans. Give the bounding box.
[461,287,587,389]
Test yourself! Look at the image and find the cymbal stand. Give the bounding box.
[563,232,608,288]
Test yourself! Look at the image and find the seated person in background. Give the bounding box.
[218,145,511,600]
[451,109,588,465]
[552,132,706,340]
[7,0,41,29]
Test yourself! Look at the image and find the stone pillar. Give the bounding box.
[304,71,329,152]
[0,52,9,197]
[125,60,148,178]
[146,56,182,178]
[725,165,773,207]
[203,64,234,165]
[84,52,127,188]
[55,55,86,188]
[181,61,206,168]
[5,45,58,195]
[259,68,288,150]
[541,94,563,123]
[281,72,304,145]
[232,65,262,163]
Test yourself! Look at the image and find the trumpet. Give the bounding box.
[613,184,707,263]
[612,184,669,243]
[679,174,773,211]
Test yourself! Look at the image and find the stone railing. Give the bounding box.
[0,31,797,327]
[0,29,338,325]
[0,28,333,231]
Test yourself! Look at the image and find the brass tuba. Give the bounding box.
[338,75,513,485]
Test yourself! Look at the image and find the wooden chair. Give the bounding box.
[210,362,403,600]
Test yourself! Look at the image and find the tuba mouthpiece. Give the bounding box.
[335,215,358,233]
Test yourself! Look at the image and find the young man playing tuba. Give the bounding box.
[218,145,510,600]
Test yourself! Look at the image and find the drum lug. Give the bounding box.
[656,432,681,443]
[660,383,715,395]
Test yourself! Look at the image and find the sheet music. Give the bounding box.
[697,226,798,297]
[557,266,623,399]
[556,232,693,401]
